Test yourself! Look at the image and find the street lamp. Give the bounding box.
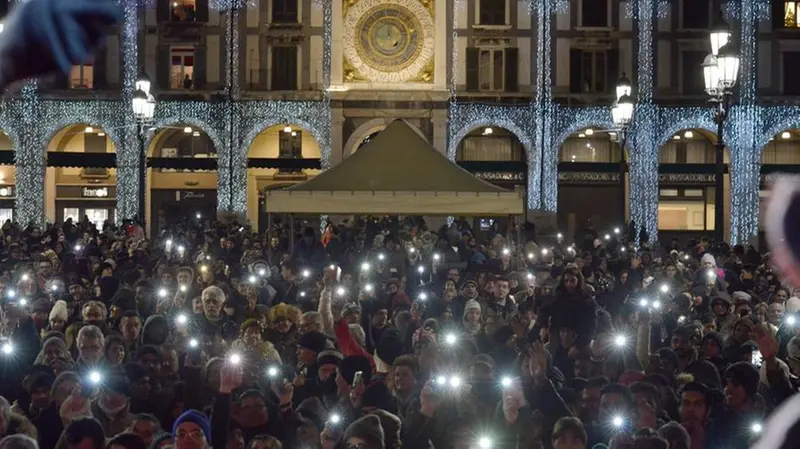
[132,71,156,227]
[611,74,635,228]
[702,14,739,243]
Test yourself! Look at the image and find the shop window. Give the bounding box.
[786,1,800,27]
[559,137,620,162]
[0,209,12,224]
[271,0,298,23]
[278,127,302,174]
[460,136,524,161]
[171,0,196,22]
[171,48,195,90]
[479,0,506,25]
[85,209,109,230]
[70,60,93,89]
[658,187,715,231]
[63,208,80,223]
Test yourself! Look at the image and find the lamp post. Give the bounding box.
[702,14,740,243]
[132,71,156,227]
[611,73,634,228]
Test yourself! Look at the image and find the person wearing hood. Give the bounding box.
[539,267,598,355]
[701,331,728,376]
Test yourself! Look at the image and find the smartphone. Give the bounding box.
[352,371,363,388]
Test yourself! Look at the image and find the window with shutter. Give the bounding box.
[170,47,195,89]
[784,52,800,94]
[571,50,608,94]
[170,0,197,22]
[504,48,518,92]
[271,46,298,90]
[581,0,609,27]
[479,0,506,25]
[681,0,710,29]
[785,1,800,27]
[272,0,299,23]
[478,48,505,91]
[681,51,706,94]
[70,56,94,89]
[466,48,480,91]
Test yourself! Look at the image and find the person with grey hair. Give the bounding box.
[199,286,236,341]
[0,435,38,449]
[300,311,323,334]
[76,325,105,371]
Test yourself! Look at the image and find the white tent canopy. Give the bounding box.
[264,120,524,216]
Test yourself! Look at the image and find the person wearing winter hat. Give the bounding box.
[723,362,760,412]
[297,331,328,367]
[368,410,401,449]
[343,415,384,449]
[172,410,211,449]
[375,328,404,374]
[48,300,69,335]
[360,382,398,415]
[462,299,481,336]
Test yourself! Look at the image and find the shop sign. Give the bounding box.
[178,191,206,201]
[82,187,109,198]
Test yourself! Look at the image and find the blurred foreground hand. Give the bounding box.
[0,0,121,88]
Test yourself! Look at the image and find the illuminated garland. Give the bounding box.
[3,0,796,244]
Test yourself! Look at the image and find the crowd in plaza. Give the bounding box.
[0,214,797,449]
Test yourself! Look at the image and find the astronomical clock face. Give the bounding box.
[343,0,435,83]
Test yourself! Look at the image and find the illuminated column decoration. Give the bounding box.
[14,83,45,226]
[627,0,659,243]
[726,0,770,243]
[117,0,142,222]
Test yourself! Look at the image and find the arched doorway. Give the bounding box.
[657,128,730,245]
[759,129,800,247]
[557,128,625,241]
[0,132,14,223]
[45,124,116,227]
[247,124,322,232]
[147,125,218,233]
[455,126,527,237]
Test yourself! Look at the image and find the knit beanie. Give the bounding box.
[701,253,716,268]
[298,331,328,354]
[343,415,384,449]
[724,361,760,397]
[361,382,398,415]
[463,299,481,320]
[32,298,51,314]
[49,300,69,322]
[172,410,211,442]
[317,349,343,368]
[376,328,404,367]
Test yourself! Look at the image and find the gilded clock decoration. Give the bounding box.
[343,0,435,83]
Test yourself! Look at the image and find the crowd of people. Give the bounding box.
[0,215,797,449]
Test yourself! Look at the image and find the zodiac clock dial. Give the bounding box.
[343,0,435,83]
